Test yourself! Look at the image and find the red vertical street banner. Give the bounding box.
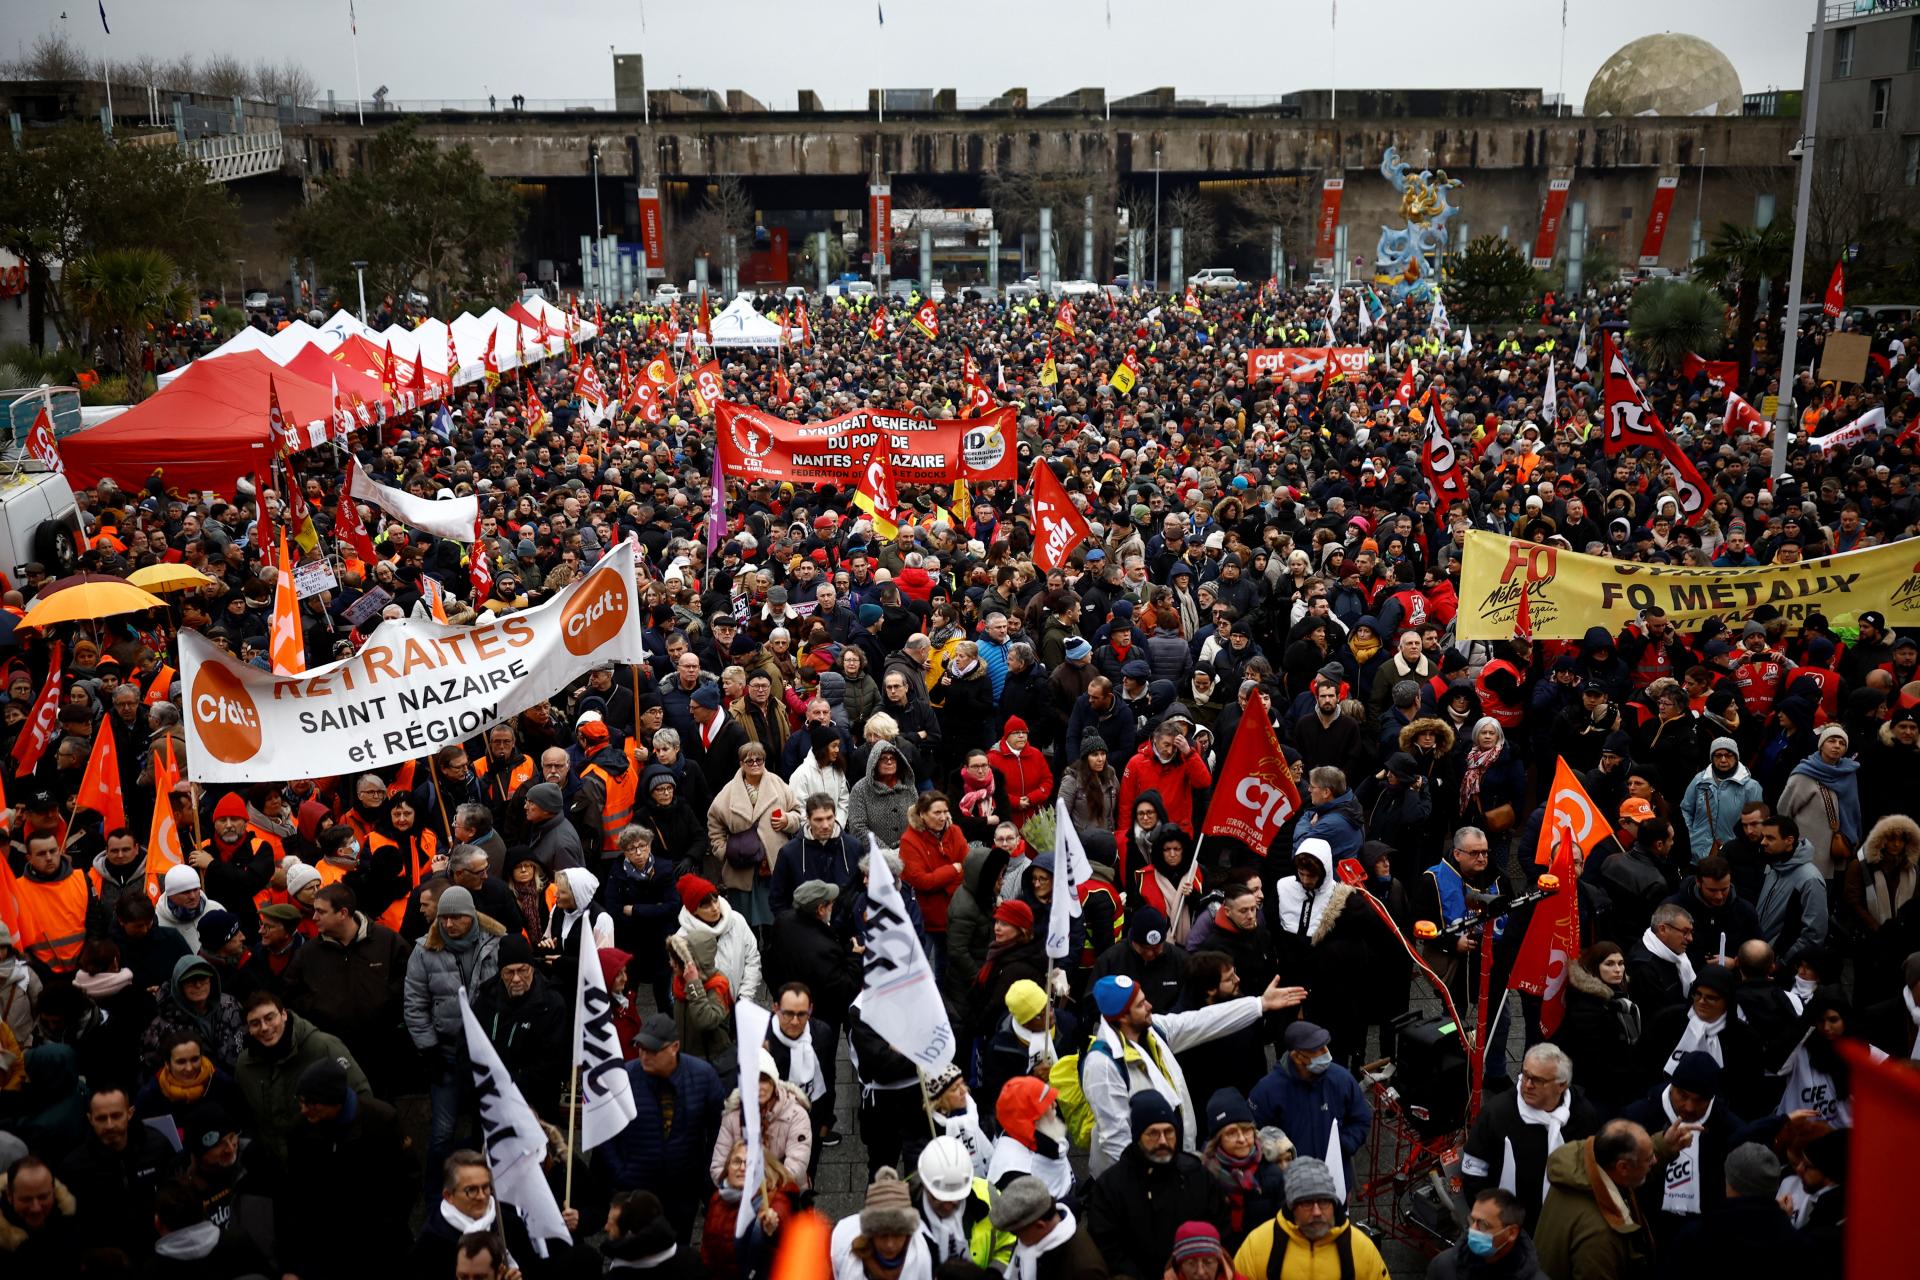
[1637,176,1680,267]
[637,187,666,275]
[869,183,892,275]
[1313,178,1345,267]
[1531,178,1572,269]
[1842,1041,1920,1278]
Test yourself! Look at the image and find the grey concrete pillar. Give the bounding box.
[1565,202,1586,295]
[920,226,933,295]
[1039,208,1054,293]
[1169,228,1183,292]
[1084,193,1096,282]
[816,231,830,294]
[988,228,1000,292]
[695,255,710,295]
[1334,224,1348,286]
[1270,227,1284,285]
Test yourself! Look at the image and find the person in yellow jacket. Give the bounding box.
[1231,1157,1391,1280]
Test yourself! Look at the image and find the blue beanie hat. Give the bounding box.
[1093,974,1139,1018]
[858,602,884,627]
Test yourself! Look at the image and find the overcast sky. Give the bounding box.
[31,0,1808,110]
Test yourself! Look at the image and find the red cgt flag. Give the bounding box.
[1200,693,1301,855]
[10,643,63,775]
[469,514,493,604]
[75,707,126,832]
[334,464,378,564]
[1722,391,1770,437]
[1027,459,1090,572]
[1824,260,1846,318]
[1841,1040,1920,1279]
[1508,824,1581,1034]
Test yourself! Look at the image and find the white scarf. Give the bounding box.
[935,1096,992,1177]
[1658,1088,1712,1215]
[1011,1018,1056,1068]
[771,1021,824,1101]
[1640,926,1696,992]
[1501,1090,1572,1203]
[919,1198,970,1263]
[1007,1208,1078,1280]
[441,1199,516,1269]
[1666,1009,1727,1073]
[1903,985,1920,1059]
[1095,1018,1177,1111]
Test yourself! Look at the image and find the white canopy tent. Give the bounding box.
[156,325,280,388]
[702,296,787,349]
[523,295,596,343]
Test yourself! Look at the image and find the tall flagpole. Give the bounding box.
[1772,0,1827,481]
[1329,0,1338,121]
[1557,0,1569,116]
[348,0,365,125]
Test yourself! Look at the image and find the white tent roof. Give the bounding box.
[379,324,423,363]
[155,325,280,388]
[524,295,596,342]
[704,296,787,349]
[315,309,374,349]
[266,320,327,361]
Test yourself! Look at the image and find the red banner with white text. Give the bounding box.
[1314,178,1345,267]
[869,184,892,275]
[1637,176,1680,267]
[1247,346,1370,383]
[1532,178,1572,268]
[637,188,666,274]
[713,401,1017,487]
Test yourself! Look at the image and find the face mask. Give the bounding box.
[1307,1051,1333,1076]
[1466,1229,1498,1258]
[1794,974,1816,1001]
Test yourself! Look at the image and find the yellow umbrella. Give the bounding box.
[20,576,169,629]
[127,563,215,593]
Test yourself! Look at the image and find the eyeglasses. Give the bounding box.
[455,1182,493,1199]
[1519,1070,1560,1088]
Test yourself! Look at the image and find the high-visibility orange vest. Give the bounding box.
[16,871,90,974]
[475,754,535,805]
[582,763,638,852]
[144,665,176,705]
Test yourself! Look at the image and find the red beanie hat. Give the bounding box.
[577,719,610,747]
[213,792,248,822]
[1003,716,1030,737]
[993,899,1034,931]
[677,873,719,913]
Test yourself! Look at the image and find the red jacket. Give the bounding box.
[1116,740,1214,833]
[899,818,969,932]
[987,737,1055,822]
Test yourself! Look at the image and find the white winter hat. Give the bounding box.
[163,865,202,897]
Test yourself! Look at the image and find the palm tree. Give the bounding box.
[1627,279,1724,374]
[64,248,194,401]
[1693,220,1792,373]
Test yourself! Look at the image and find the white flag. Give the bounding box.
[348,462,480,542]
[733,998,773,1237]
[574,923,637,1150]
[1459,323,1473,356]
[850,835,957,1069]
[1573,321,1589,371]
[1045,799,1093,960]
[1542,359,1559,425]
[1906,365,1919,397]
[1328,283,1342,324]
[1327,1117,1348,1203]
[1356,293,1372,336]
[459,989,573,1256]
[1431,295,1451,337]
[1810,406,1887,454]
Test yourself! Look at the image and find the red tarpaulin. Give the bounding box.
[62,351,342,495]
[281,343,393,419]
[504,303,556,342]
[329,333,451,400]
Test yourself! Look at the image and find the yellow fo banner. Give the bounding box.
[1456,529,1920,640]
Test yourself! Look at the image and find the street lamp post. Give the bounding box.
[1771,0,1827,481]
[351,260,368,324]
[1152,149,1162,293]
[590,144,604,303]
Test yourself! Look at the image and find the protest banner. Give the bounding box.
[1457,529,1920,640]
[851,835,956,1070]
[573,924,637,1150]
[713,401,1016,486]
[179,541,647,782]
[348,462,478,542]
[1246,346,1370,382]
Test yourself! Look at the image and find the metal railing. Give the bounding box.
[183,130,286,182]
[1824,0,1919,19]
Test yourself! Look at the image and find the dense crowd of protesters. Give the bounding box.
[0,270,1913,1279]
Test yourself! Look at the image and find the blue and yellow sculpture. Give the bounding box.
[1374,146,1463,302]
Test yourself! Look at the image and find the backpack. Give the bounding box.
[1046,1036,1117,1150]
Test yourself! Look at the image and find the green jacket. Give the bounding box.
[234,1012,372,1173]
[1534,1137,1660,1280]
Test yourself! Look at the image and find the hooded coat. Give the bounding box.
[711,1072,815,1190]
[674,897,765,1007]
[1680,750,1763,862]
[1533,1137,1656,1280]
[141,955,247,1072]
[943,845,998,999]
[1756,836,1829,969]
[402,913,508,1049]
[847,741,917,850]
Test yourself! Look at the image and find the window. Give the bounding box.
[1907,136,1920,187]
[1910,17,1920,71]
[1835,26,1855,78]
[1873,79,1893,130]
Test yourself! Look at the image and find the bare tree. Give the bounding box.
[198,53,251,98]
[669,176,756,283]
[1164,189,1219,273]
[1226,177,1319,272]
[252,58,317,107]
[17,30,90,80]
[123,53,165,87]
[162,54,199,91]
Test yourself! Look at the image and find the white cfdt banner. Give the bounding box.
[180,541,646,782]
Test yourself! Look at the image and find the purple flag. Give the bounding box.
[706,447,727,555]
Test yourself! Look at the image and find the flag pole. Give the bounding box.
[914,1067,938,1137]
[348,0,365,126]
[564,1062,579,1208]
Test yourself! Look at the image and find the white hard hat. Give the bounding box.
[916,1136,974,1202]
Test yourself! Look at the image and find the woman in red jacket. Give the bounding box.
[987,717,1055,827]
[899,790,970,973]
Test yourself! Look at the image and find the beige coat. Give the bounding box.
[710,1076,814,1190]
[707,770,802,892]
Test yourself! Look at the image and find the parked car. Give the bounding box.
[1054,279,1100,298]
[653,283,681,303]
[1189,268,1244,292]
[243,290,269,310]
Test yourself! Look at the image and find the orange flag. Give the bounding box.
[0,857,22,949]
[270,531,306,676]
[144,743,187,904]
[1534,756,1616,866]
[76,717,126,833]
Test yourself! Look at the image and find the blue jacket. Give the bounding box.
[1247,1059,1372,1191]
[601,853,684,975]
[1292,793,1365,862]
[601,1053,725,1199]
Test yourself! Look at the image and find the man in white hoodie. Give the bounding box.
[1081,968,1306,1176]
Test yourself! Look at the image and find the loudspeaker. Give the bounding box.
[1392,1011,1470,1138]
